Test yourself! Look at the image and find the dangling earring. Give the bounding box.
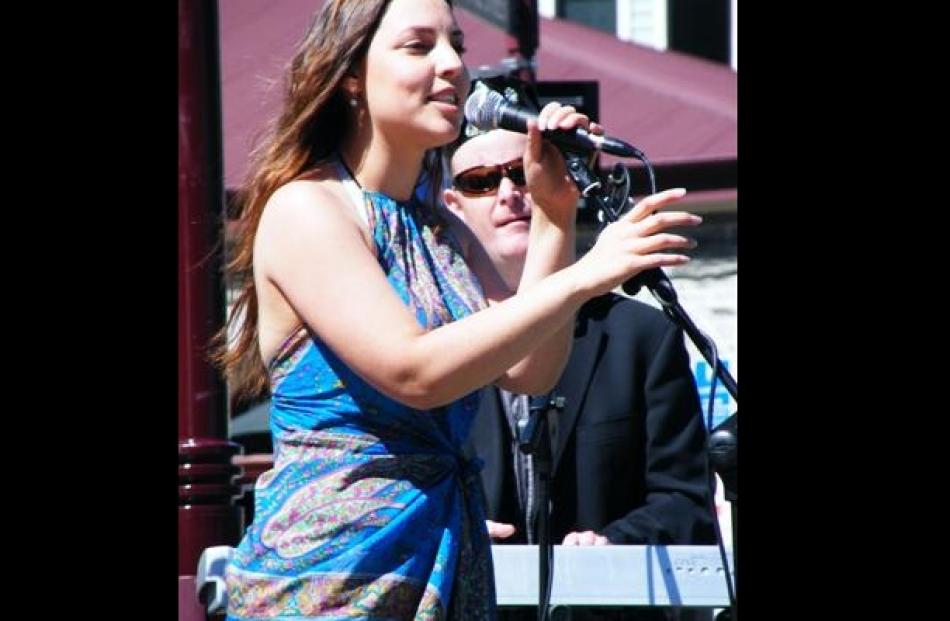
[349,96,359,108]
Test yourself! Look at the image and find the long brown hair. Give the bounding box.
[213,0,454,403]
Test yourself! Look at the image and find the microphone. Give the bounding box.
[464,81,643,159]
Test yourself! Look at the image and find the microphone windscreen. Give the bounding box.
[464,82,504,131]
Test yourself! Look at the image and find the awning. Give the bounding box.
[220,1,736,197]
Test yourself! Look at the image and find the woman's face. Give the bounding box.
[361,0,469,150]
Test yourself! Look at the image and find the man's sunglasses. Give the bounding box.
[452,159,526,196]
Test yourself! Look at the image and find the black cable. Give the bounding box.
[703,457,737,608]
[639,151,656,196]
[701,338,736,610]
[706,338,720,431]
[606,163,630,218]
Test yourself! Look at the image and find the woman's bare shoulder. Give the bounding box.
[260,174,354,232]
[254,170,374,277]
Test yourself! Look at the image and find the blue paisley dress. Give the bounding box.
[225,185,495,620]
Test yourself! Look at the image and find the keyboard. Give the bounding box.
[492,544,733,607]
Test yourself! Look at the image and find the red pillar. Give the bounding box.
[178,0,242,601]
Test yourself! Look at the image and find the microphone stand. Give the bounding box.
[517,392,564,621]
[624,267,738,621]
[563,151,739,620]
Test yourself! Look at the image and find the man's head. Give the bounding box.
[443,128,531,293]
[442,73,542,295]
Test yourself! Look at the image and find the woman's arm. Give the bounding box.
[257,178,698,410]
[256,178,585,409]
[488,105,587,394]
[491,165,575,390]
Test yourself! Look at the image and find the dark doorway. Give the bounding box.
[669,0,731,64]
[560,0,617,35]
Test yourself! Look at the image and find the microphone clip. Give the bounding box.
[517,392,565,456]
[564,153,602,198]
[562,152,629,225]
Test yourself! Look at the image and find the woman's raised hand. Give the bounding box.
[522,101,604,223]
[571,188,701,297]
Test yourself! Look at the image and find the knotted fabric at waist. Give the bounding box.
[266,427,483,493]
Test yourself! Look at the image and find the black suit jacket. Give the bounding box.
[467,293,716,545]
